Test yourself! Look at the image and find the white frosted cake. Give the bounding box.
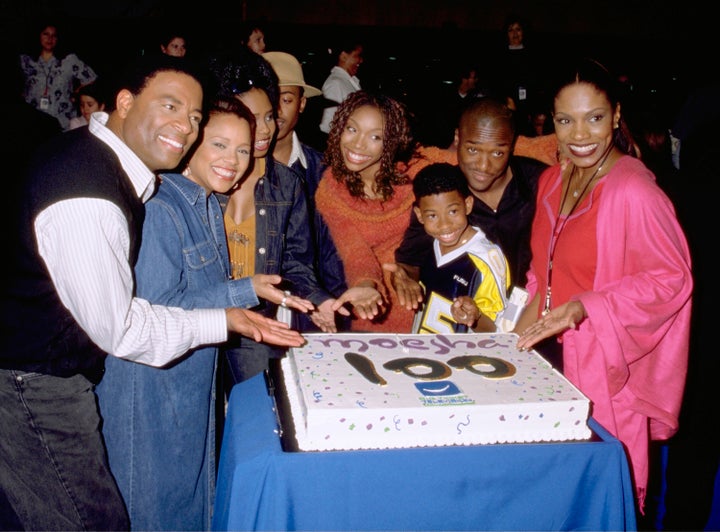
[276,333,591,452]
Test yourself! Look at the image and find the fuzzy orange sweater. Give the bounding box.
[315,168,416,333]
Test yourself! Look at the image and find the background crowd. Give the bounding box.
[1,7,718,532]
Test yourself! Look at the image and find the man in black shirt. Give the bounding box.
[389,97,547,309]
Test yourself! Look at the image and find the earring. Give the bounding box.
[182,167,191,177]
[613,122,619,129]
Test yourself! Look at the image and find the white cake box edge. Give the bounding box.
[278,332,592,452]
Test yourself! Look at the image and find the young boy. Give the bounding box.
[412,163,511,334]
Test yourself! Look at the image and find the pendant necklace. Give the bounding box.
[542,147,612,316]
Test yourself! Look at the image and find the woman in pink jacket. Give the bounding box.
[515,58,692,516]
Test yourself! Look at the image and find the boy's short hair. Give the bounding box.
[413,163,470,204]
[75,79,108,107]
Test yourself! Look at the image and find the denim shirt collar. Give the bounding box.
[159,172,208,206]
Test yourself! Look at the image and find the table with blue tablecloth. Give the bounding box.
[212,372,637,531]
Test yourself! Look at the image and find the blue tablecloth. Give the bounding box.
[213,373,637,531]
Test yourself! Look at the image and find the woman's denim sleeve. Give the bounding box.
[135,196,259,310]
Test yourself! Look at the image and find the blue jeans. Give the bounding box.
[0,369,129,531]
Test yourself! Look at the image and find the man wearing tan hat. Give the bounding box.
[264,51,349,332]
[263,51,322,166]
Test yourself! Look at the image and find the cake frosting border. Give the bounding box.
[279,332,591,452]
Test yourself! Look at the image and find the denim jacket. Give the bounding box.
[97,172,260,531]
[219,159,332,374]
[217,157,331,317]
[292,142,347,298]
[289,142,349,332]
[134,172,259,308]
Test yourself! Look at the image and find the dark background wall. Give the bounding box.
[0,0,696,37]
[3,1,705,76]
[2,0,708,136]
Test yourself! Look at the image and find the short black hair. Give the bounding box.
[105,54,209,113]
[333,35,363,57]
[239,18,267,45]
[75,78,108,107]
[413,163,469,204]
[158,24,188,48]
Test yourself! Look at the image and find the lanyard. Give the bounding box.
[542,148,612,315]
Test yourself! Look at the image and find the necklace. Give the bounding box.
[572,176,588,197]
[542,147,613,316]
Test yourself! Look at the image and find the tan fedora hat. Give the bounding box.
[264,51,322,98]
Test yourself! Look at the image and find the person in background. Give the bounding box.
[668,80,720,170]
[494,13,541,131]
[97,96,313,531]
[318,37,363,136]
[159,28,187,57]
[411,162,510,334]
[317,90,416,333]
[524,98,554,137]
[661,120,718,532]
[208,48,344,385]
[20,20,98,130]
[514,57,692,517]
[1,36,61,266]
[0,53,303,531]
[68,78,107,130]
[2,36,60,149]
[264,51,350,332]
[419,61,481,149]
[240,19,267,54]
[624,90,679,198]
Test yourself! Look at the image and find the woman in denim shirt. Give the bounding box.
[209,49,349,386]
[96,98,312,531]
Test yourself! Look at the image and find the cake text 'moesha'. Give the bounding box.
[313,334,508,355]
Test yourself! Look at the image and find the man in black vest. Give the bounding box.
[0,53,304,531]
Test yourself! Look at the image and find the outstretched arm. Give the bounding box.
[226,308,305,347]
[251,274,315,314]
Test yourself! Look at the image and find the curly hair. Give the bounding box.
[323,90,414,201]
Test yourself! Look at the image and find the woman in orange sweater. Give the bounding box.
[317,91,416,332]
